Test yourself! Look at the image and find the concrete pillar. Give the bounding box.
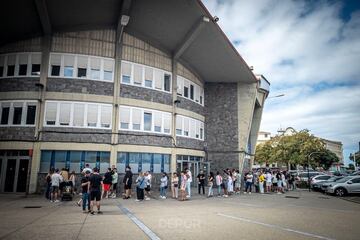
[170,59,177,173]
[237,82,257,173]
[29,142,41,193]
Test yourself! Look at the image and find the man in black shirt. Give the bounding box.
[89,168,103,214]
[197,170,206,195]
[80,171,91,213]
[123,166,133,199]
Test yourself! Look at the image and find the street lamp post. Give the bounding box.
[267,94,285,99]
[307,151,323,192]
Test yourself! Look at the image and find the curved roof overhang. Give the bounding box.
[1,0,257,84]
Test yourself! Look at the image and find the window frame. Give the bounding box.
[176,75,204,106]
[48,53,114,82]
[0,52,41,79]
[0,100,37,127]
[175,114,204,141]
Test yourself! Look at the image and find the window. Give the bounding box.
[90,58,100,79]
[121,62,131,83]
[144,112,152,131]
[177,76,184,96]
[200,122,204,140]
[103,60,113,81]
[31,54,41,75]
[154,69,163,90]
[145,67,153,88]
[45,102,57,125]
[120,107,130,129]
[164,74,171,92]
[0,55,4,77]
[184,80,189,98]
[59,103,71,126]
[190,84,194,100]
[26,105,36,125]
[195,85,200,103]
[73,103,85,127]
[132,108,141,130]
[7,55,15,76]
[12,103,23,125]
[64,55,74,77]
[133,64,142,85]
[50,54,61,76]
[77,56,87,78]
[117,152,171,174]
[87,104,98,127]
[154,112,162,132]
[18,54,28,76]
[1,104,10,125]
[183,118,189,136]
[163,113,171,134]
[100,105,112,128]
[176,116,182,135]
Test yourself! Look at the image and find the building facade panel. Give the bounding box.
[176,97,205,116]
[46,78,114,96]
[41,127,112,143]
[120,84,173,105]
[118,131,173,147]
[0,78,40,92]
[0,127,35,141]
[176,137,204,151]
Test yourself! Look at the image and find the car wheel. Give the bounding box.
[335,187,347,197]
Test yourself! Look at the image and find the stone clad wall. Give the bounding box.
[176,96,204,116]
[176,137,204,150]
[118,131,173,147]
[0,127,35,141]
[47,78,114,96]
[120,84,173,106]
[0,78,40,92]
[204,83,239,171]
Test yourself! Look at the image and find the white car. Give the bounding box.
[310,175,332,190]
[326,176,360,197]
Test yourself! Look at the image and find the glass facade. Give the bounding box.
[117,152,170,173]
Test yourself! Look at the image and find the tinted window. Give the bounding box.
[51,65,60,76]
[77,68,87,78]
[13,107,22,124]
[351,178,360,183]
[0,66,3,77]
[26,105,36,125]
[144,112,152,131]
[164,74,171,92]
[1,107,9,124]
[18,64,27,75]
[31,64,41,75]
[7,65,15,76]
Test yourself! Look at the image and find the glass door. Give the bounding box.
[16,159,29,192]
[4,159,16,192]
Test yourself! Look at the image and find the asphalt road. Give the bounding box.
[0,190,359,240]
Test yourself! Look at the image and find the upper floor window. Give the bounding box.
[0,101,37,126]
[44,101,112,129]
[176,115,204,141]
[177,76,204,106]
[0,52,41,78]
[121,60,172,93]
[49,53,114,82]
[119,105,171,135]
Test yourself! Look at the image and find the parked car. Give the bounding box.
[310,175,332,191]
[350,171,360,176]
[297,172,321,182]
[326,176,360,197]
[318,176,344,192]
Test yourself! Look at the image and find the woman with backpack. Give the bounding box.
[135,172,146,202]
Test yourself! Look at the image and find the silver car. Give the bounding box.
[310,175,332,191]
[326,176,360,197]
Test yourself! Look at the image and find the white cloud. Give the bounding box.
[203,0,360,164]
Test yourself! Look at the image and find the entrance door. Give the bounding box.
[4,159,16,192]
[16,159,29,192]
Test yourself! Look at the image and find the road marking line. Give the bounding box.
[117,202,161,240]
[217,213,335,240]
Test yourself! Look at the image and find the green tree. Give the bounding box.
[348,163,355,170]
[313,149,339,170]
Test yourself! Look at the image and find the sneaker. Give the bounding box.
[83,210,88,213]
[186,195,190,198]
[243,192,247,194]
[249,192,251,195]
[145,197,150,201]
[135,199,141,202]
[54,200,60,203]
[90,211,95,215]
[97,211,103,214]
[50,200,54,202]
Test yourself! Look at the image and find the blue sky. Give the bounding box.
[203,0,360,166]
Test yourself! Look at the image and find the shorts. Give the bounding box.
[112,183,117,191]
[103,183,111,192]
[124,184,132,190]
[90,190,101,201]
[266,181,272,187]
[51,186,59,193]
[145,186,151,192]
[277,181,282,187]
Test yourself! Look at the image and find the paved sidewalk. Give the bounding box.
[0,191,360,240]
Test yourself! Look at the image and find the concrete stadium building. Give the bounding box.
[0,0,269,193]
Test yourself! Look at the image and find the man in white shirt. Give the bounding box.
[185,168,192,198]
[82,163,93,174]
[266,171,272,192]
[51,169,63,202]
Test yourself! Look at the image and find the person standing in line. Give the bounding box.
[144,171,152,200]
[222,171,228,197]
[102,168,113,199]
[171,172,179,199]
[135,172,146,202]
[89,168,103,215]
[244,172,253,194]
[82,163,93,174]
[179,171,187,201]
[276,171,283,194]
[207,172,214,197]
[227,170,234,195]
[259,171,265,194]
[111,168,118,198]
[45,169,53,200]
[69,170,76,194]
[265,171,272,193]
[160,172,168,199]
[123,166,133,199]
[272,171,278,192]
[215,171,223,197]
[185,168,192,199]
[282,171,287,191]
[232,169,237,192]
[80,170,91,213]
[197,170,206,195]
[51,168,62,202]
[235,170,241,194]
